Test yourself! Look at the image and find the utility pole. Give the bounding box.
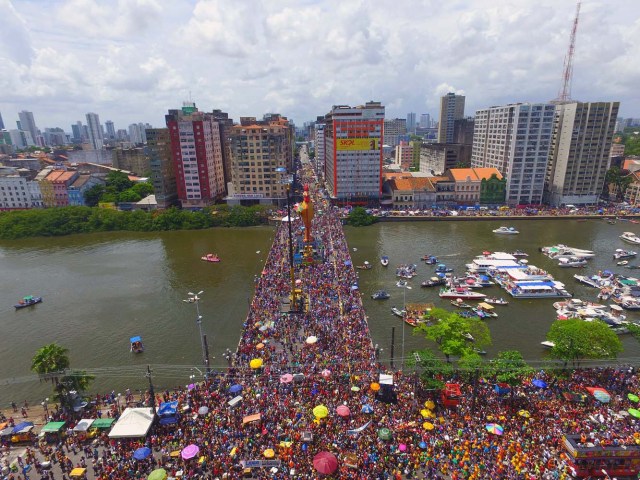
[202,334,211,376]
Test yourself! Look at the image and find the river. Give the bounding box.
[1,219,639,405]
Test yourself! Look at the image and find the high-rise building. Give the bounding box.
[165,102,225,209]
[314,123,325,179]
[383,118,407,147]
[71,122,83,143]
[85,112,104,150]
[146,128,178,209]
[129,124,143,144]
[43,128,66,146]
[0,111,4,130]
[105,121,116,140]
[113,147,150,175]
[395,141,413,171]
[545,101,619,206]
[419,114,431,129]
[18,111,38,148]
[210,109,234,189]
[406,113,416,134]
[438,93,465,143]
[472,103,556,206]
[323,101,385,204]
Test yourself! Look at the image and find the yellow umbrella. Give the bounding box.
[518,410,531,418]
[250,358,263,369]
[313,405,329,419]
[420,409,434,419]
[370,382,380,391]
[170,450,181,458]
[263,449,275,458]
[423,422,434,431]
[278,441,293,448]
[424,400,435,410]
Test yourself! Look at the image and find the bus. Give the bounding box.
[563,434,640,478]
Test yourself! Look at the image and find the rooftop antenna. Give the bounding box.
[557,1,581,102]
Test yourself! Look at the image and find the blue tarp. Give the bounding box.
[12,421,33,434]
[515,281,555,287]
[133,447,152,460]
[157,401,178,416]
[130,336,142,343]
[158,416,178,426]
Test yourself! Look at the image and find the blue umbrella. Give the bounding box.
[419,441,427,449]
[133,447,152,460]
[229,384,243,394]
[361,404,374,414]
[532,379,547,389]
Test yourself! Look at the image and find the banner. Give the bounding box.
[347,421,371,436]
[336,138,379,151]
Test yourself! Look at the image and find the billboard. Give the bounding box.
[336,138,380,151]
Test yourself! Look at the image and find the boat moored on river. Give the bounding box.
[14,295,42,309]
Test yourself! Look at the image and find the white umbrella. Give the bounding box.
[305,336,318,345]
[198,406,209,416]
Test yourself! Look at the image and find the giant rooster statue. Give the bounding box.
[297,184,314,243]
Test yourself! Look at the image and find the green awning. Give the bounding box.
[41,421,66,433]
[91,418,115,429]
[618,278,638,286]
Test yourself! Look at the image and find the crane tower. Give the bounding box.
[557,1,581,102]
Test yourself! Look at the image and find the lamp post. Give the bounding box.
[184,291,211,373]
[281,174,297,311]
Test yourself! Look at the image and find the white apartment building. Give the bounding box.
[472,103,556,206]
[438,93,465,143]
[0,173,42,209]
[314,123,325,179]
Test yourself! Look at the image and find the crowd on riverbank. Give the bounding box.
[2,166,640,480]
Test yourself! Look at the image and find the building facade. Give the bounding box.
[0,173,33,209]
[314,123,325,180]
[323,102,385,204]
[86,112,104,150]
[449,167,503,205]
[472,103,556,206]
[419,143,469,175]
[68,174,103,206]
[438,93,465,143]
[545,101,619,206]
[146,128,178,209]
[18,111,39,148]
[383,118,407,147]
[165,103,226,209]
[210,109,234,191]
[406,113,416,134]
[113,148,150,176]
[394,141,413,171]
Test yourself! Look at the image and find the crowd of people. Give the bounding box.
[2,165,640,480]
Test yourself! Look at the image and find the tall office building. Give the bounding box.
[314,123,325,179]
[71,122,83,143]
[0,111,4,130]
[472,103,556,206]
[85,112,104,150]
[406,113,416,134]
[105,120,116,140]
[546,101,619,206]
[165,102,225,209]
[18,111,38,148]
[210,109,234,188]
[383,118,407,147]
[437,93,465,143]
[146,128,178,209]
[419,114,431,129]
[323,101,385,204]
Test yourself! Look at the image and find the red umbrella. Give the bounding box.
[336,405,350,417]
[313,451,338,475]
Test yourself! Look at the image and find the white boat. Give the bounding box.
[573,274,600,288]
[483,297,509,306]
[380,256,389,267]
[505,281,572,298]
[613,249,637,260]
[620,232,640,245]
[617,260,629,266]
[438,287,486,300]
[396,280,409,288]
[541,245,595,259]
[540,341,555,349]
[391,306,406,317]
[557,257,588,268]
[493,226,519,235]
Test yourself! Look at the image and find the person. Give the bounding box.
[11,401,17,412]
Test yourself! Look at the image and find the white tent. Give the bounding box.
[108,408,154,438]
[73,419,94,432]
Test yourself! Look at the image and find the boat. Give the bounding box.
[613,249,637,260]
[201,253,220,263]
[423,255,438,265]
[435,264,453,273]
[573,275,601,288]
[510,250,529,258]
[14,295,43,309]
[492,226,519,235]
[391,306,406,318]
[483,297,509,306]
[130,336,144,353]
[380,256,389,267]
[540,341,555,349]
[356,261,372,270]
[620,232,640,245]
[541,245,595,259]
[617,260,629,266]
[439,287,486,300]
[371,290,390,300]
[557,257,588,268]
[505,281,572,299]
[421,276,446,288]
[396,264,418,278]
[472,302,498,318]
[451,299,473,308]
[396,280,409,288]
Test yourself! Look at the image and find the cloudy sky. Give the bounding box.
[1,0,639,132]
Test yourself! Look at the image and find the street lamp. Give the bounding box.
[278,171,298,311]
[184,291,211,373]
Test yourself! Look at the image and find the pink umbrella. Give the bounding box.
[336,405,350,417]
[321,369,331,378]
[181,444,199,460]
[313,451,338,475]
[280,374,293,384]
[398,443,407,452]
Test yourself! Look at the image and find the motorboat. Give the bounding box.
[356,261,372,270]
[617,260,629,266]
[493,226,519,234]
[509,250,529,258]
[423,255,438,265]
[14,295,42,309]
[451,299,473,308]
[472,302,498,318]
[435,264,453,273]
[421,276,446,288]
[613,249,637,260]
[620,232,640,245]
[380,256,389,267]
[573,274,601,288]
[541,245,595,259]
[540,341,555,349]
[396,280,409,288]
[553,299,606,312]
[557,257,587,268]
[505,281,572,299]
[130,336,144,353]
[201,253,220,263]
[439,287,486,300]
[371,290,390,300]
[396,264,417,278]
[483,297,509,306]
[391,306,406,318]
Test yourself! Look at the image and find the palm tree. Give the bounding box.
[31,343,70,383]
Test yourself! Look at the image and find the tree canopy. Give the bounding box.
[345,207,377,227]
[546,319,622,367]
[31,343,70,383]
[490,350,532,386]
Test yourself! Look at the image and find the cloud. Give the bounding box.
[0,0,34,64]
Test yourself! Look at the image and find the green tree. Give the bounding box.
[490,350,531,386]
[415,308,491,363]
[546,319,623,367]
[118,189,142,203]
[604,167,633,201]
[31,343,70,383]
[83,184,105,207]
[457,352,486,382]
[407,349,453,390]
[106,170,134,194]
[345,206,377,227]
[131,182,154,198]
[626,323,640,344]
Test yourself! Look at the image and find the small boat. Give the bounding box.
[201,253,220,263]
[439,287,486,300]
[483,297,509,306]
[473,302,498,318]
[422,277,446,288]
[510,250,529,258]
[396,280,409,288]
[626,264,640,270]
[423,255,438,265]
[391,306,406,318]
[435,264,453,273]
[356,261,372,270]
[620,232,640,245]
[573,274,600,288]
[14,295,43,309]
[613,249,637,260]
[380,256,389,267]
[130,336,144,353]
[540,341,555,349]
[451,299,473,308]
[557,257,588,268]
[371,290,390,300]
[492,226,519,235]
[617,260,629,266]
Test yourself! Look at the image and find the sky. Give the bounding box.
[1,0,639,132]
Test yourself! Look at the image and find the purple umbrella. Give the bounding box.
[181,444,199,460]
[532,379,547,389]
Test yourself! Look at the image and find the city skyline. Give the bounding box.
[1,0,639,129]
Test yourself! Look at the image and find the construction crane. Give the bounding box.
[557,1,581,102]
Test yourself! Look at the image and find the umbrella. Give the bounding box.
[532,379,547,389]
[370,382,380,392]
[229,384,243,394]
[187,383,196,390]
[485,423,504,435]
[423,422,434,431]
[420,409,433,419]
[424,400,435,409]
[398,443,407,452]
[306,336,318,346]
[628,408,640,418]
[148,468,167,480]
[169,451,181,458]
[313,452,338,475]
[263,449,275,459]
[518,410,530,418]
[419,441,427,449]
[628,393,639,403]
[321,369,331,378]
[250,358,263,369]
[181,444,199,460]
[313,405,329,419]
[362,404,374,414]
[336,405,350,417]
[350,386,360,392]
[594,391,611,403]
[256,343,265,350]
[197,406,209,416]
[133,447,152,460]
[378,428,392,440]
[280,374,293,384]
